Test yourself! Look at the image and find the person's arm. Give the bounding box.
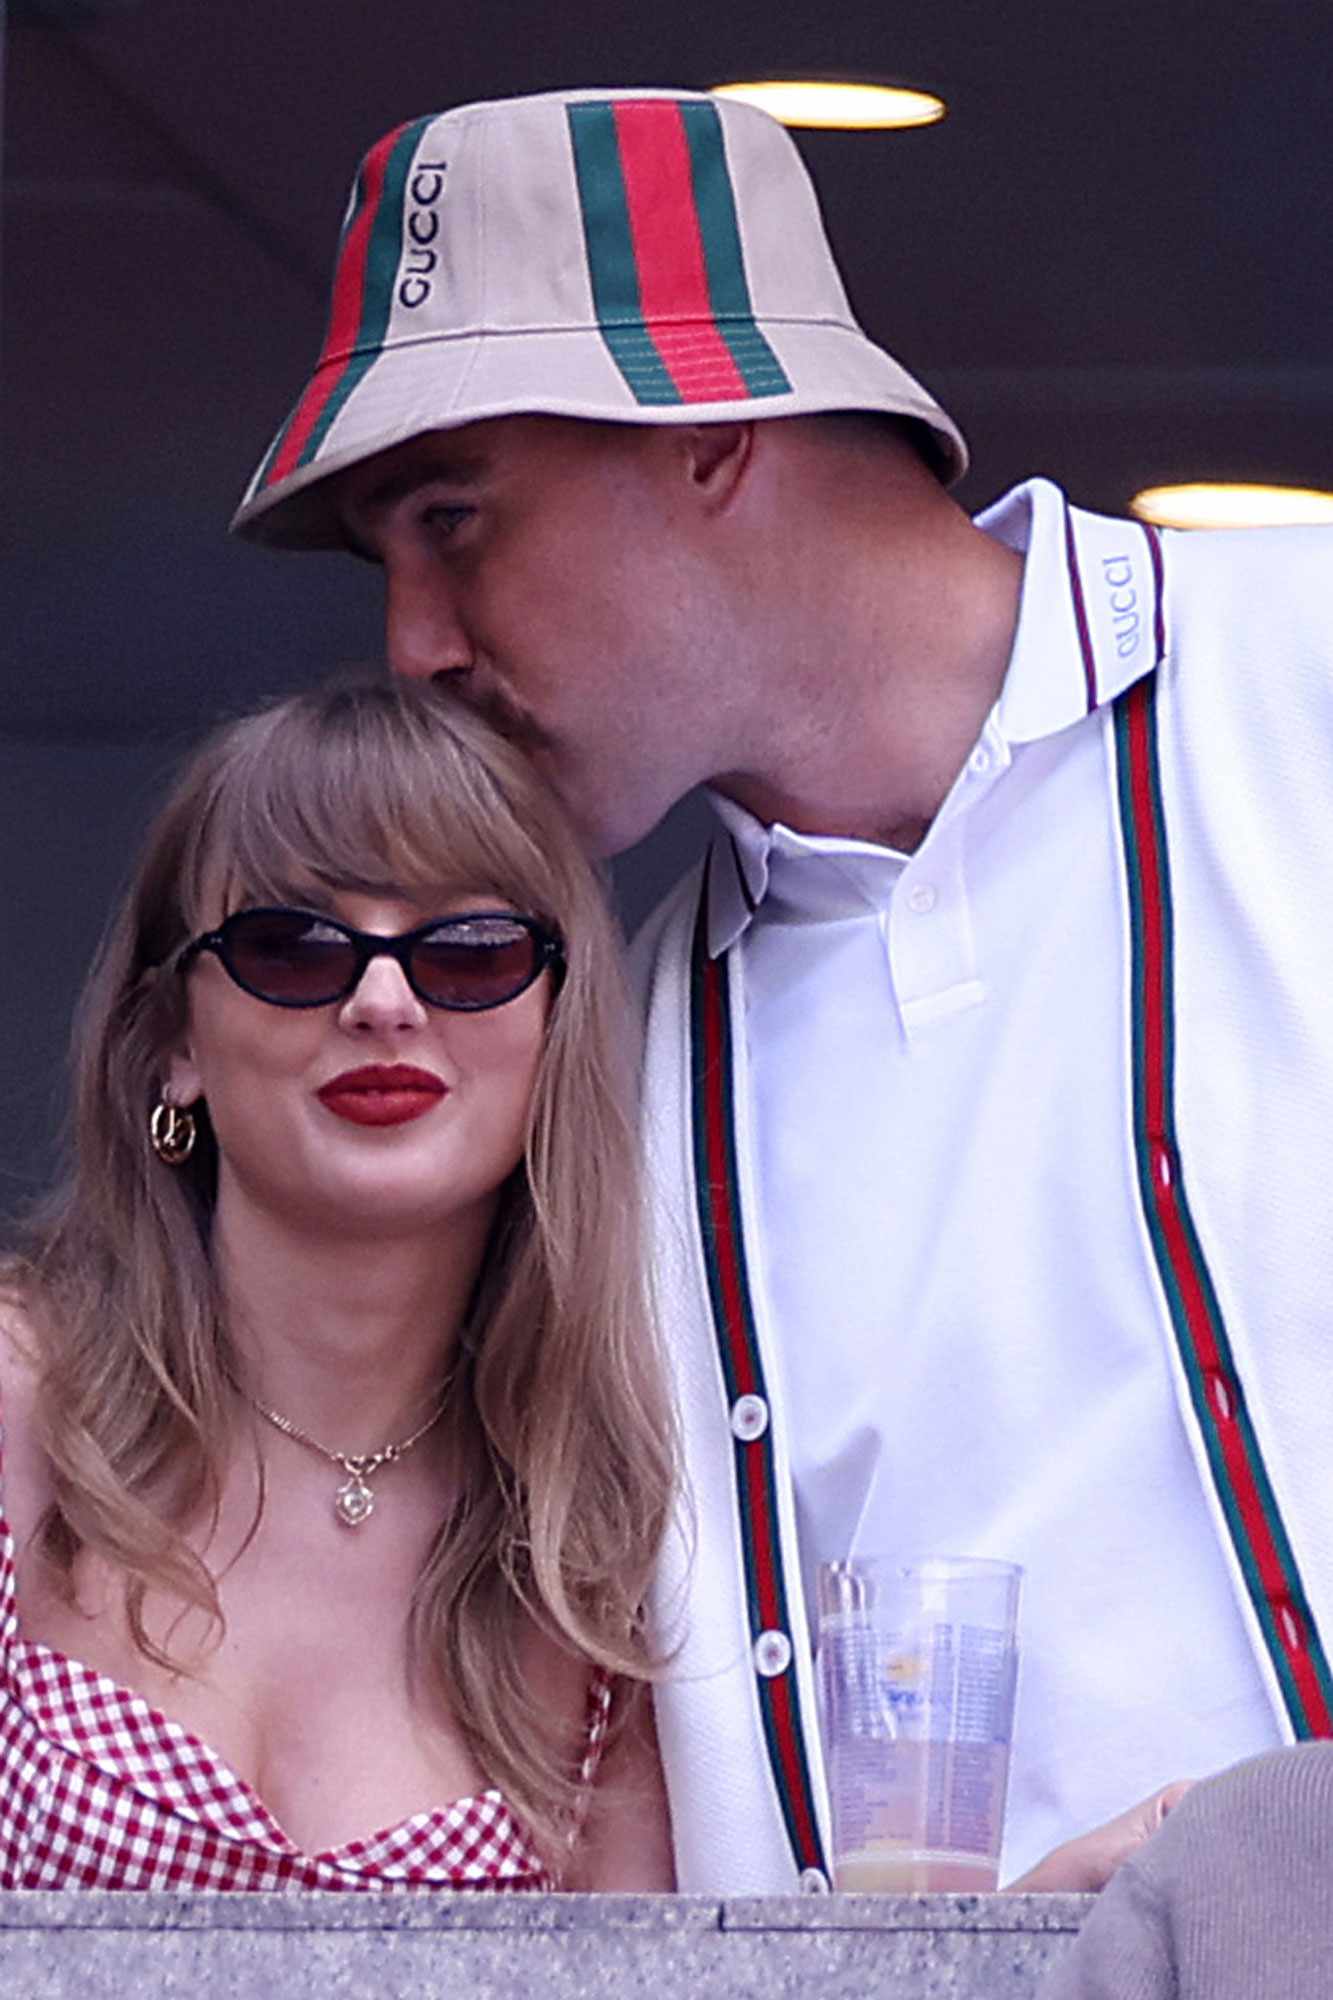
[1006,1780,1193,1892]
[567,1682,675,1891]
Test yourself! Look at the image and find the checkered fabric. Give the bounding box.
[0,1428,612,1890]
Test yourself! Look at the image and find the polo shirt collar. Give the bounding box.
[705,477,1166,957]
[979,477,1164,742]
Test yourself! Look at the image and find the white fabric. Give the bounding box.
[636,479,1333,1893]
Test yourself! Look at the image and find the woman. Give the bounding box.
[0,676,675,1890]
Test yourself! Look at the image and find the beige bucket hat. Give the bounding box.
[232,86,967,550]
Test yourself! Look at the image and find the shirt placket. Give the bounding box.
[886,723,1006,1039]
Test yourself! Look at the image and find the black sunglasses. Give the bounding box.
[179,906,565,1012]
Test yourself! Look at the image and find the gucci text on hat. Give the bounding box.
[232,87,967,550]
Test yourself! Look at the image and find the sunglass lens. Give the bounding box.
[411,917,541,1009]
[225,912,358,1004]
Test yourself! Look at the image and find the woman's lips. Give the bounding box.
[316,1064,447,1128]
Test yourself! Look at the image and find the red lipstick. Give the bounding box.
[316,1064,447,1128]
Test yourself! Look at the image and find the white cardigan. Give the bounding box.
[633,497,1333,1893]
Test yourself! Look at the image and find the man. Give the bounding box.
[232,87,1333,1892]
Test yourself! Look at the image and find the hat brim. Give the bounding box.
[232,318,968,551]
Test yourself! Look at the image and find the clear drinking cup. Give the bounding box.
[817,1555,1022,1892]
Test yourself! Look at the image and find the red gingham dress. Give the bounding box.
[0,1425,611,1891]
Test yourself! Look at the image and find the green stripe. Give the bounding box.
[688,887,829,1875]
[1113,700,1149,1139]
[567,103,681,405]
[1113,698,1282,1690]
[1114,690,1333,1731]
[686,923,766,1682]
[295,116,436,470]
[688,979,742,1408]
[254,167,374,487]
[1139,693,1176,1094]
[679,102,792,398]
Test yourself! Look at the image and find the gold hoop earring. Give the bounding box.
[150,1099,197,1166]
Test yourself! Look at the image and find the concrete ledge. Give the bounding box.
[0,1891,1094,1996]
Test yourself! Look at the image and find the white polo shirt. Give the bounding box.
[704,477,1279,1879]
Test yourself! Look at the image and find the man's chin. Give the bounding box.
[505,738,672,860]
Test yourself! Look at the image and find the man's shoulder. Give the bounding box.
[1163,517,1333,610]
[1157,518,1333,741]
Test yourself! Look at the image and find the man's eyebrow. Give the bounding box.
[339,454,489,559]
[361,455,488,515]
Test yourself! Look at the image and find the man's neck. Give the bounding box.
[718,513,1025,851]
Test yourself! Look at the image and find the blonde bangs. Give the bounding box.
[176,683,569,936]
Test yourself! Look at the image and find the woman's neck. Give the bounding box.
[210,1184,496,1452]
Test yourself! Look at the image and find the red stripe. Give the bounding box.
[612,102,749,403]
[701,952,824,1861]
[769,1675,822,1862]
[264,123,408,488]
[703,965,758,1397]
[1126,709,1167,1138]
[743,1443,782,1628]
[1126,686,1333,1733]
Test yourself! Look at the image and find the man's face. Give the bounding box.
[335,415,736,857]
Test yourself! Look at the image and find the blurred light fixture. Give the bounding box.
[711,80,946,131]
[1131,482,1333,529]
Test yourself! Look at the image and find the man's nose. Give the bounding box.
[385,559,474,683]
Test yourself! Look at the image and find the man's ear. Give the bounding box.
[677,422,755,511]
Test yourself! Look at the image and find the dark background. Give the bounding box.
[3,0,1331,1213]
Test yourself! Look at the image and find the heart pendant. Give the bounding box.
[335,1473,375,1528]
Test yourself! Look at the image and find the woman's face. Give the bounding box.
[166,890,552,1245]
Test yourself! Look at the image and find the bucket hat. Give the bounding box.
[233,86,967,549]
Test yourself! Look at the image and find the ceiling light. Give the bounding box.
[1130,482,1333,529]
[711,80,946,132]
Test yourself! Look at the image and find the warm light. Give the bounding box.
[1130,482,1333,529]
[711,80,946,131]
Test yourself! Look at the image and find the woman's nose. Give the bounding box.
[338,953,428,1032]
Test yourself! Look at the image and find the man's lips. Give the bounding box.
[316,1065,447,1127]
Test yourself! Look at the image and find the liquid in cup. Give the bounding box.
[817,1556,1021,1892]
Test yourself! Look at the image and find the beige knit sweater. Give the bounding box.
[1042,1745,1333,1998]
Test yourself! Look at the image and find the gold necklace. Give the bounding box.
[244,1391,448,1528]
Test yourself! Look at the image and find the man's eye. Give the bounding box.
[420,503,474,538]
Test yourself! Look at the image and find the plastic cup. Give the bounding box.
[816,1555,1022,1892]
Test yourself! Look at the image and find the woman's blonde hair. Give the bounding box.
[10,676,674,1860]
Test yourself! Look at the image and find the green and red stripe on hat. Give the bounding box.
[567,98,792,407]
[254,115,436,492]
